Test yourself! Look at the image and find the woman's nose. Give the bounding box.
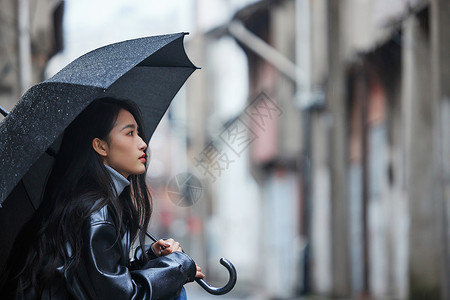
[139,137,147,150]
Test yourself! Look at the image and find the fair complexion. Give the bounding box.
[92,109,147,178]
[92,108,205,279]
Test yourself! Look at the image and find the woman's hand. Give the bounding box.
[151,238,182,257]
[151,239,206,279]
[195,264,205,279]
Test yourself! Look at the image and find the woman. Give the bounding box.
[0,98,204,299]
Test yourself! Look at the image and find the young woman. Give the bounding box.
[0,98,204,299]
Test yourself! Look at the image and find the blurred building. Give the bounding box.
[0,0,63,113]
[321,0,449,298]
[183,0,450,299]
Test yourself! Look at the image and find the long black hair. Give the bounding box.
[0,98,152,296]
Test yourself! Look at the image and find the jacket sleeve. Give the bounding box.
[132,243,159,269]
[64,218,196,300]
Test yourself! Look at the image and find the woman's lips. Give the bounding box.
[139,154,146,163]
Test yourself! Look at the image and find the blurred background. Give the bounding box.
[1,0,449,299]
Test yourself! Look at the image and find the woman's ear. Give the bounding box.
[92,138,108,157]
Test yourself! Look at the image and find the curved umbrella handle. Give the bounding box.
[195,257,237,295]
[143,230,237,295]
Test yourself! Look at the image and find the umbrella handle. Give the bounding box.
[195,257,237,295]
[143,230,237,295]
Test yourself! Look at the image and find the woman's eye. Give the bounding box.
[127,131,134,136]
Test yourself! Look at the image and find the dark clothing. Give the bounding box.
[13,166,196,299]
[16,204,196,299]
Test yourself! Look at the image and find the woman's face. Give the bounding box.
[99,109,147,178]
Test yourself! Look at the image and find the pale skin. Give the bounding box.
[92,108,205,279]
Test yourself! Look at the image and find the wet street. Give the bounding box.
[185,283,354,300]
[184,283,263,300]
[184,284,331,300]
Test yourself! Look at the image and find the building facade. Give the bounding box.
[185,0,450,298]
[0,0,63,113]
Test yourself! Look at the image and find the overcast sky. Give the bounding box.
[47,0,193,76]
[46,0,259,76]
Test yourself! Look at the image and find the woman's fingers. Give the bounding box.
[152,238,205,278]
[157,239,170,248]
[195,264,205,279]
[157,238,183,256]
[152,239,171,256]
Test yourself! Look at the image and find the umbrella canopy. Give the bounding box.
[0,32,196,206]
[0,32,197,271]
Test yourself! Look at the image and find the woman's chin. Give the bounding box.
[134,167,147,176]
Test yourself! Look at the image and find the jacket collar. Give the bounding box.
[104,164,130,196]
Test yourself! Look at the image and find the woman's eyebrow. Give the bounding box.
[120,124,136,131]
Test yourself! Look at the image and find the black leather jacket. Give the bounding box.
[16,204,196,300]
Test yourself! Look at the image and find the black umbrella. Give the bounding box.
[0,33,236,295]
